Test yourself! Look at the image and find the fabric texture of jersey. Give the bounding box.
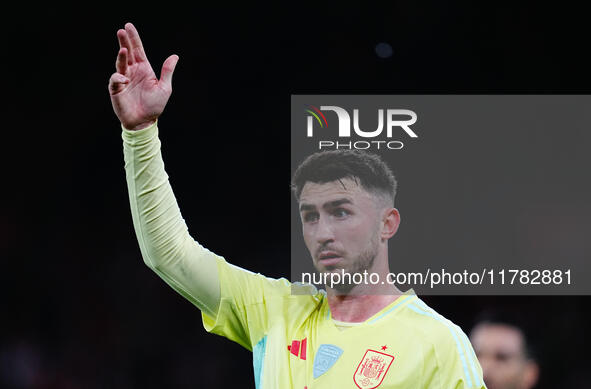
[122,122,486,389]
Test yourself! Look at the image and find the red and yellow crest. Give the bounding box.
[353,349,394,389]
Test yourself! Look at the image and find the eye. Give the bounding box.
[494,352,513,362]
[303,212,319,223]
[333,208,350,218]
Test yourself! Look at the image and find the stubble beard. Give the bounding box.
[324,228,381,294]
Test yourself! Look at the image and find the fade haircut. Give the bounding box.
[291,150,397,207]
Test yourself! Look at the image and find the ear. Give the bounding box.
[381,207,401,240]
[521,360,540,389]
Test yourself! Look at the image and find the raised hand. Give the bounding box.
[108,23,179,130]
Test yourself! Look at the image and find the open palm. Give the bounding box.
[109,23,178,130]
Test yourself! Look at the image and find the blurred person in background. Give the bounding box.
[470,310,539,389]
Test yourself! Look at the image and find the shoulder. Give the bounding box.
[398,298,485,388]
[399,298,466,349]
[217,257,324,305]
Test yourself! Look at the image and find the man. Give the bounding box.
[470,312,539,389]
[109,22,486,388]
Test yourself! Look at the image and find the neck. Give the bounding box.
[325,255,403,323]
[327,292,402,322]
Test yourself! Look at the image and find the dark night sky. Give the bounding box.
[2,3,591,388]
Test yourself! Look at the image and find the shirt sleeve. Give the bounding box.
[435,324,487,389]
[121,121,321,352]
[202,257,322,351]
[121,120,221,318]
[200,257,291,350]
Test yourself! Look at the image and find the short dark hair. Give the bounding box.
[290,150,397,206]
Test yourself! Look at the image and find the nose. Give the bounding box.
[315,215,335,244]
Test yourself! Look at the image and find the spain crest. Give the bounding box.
[353,349,394,389]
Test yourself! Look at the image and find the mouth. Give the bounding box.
[317,251,343,266]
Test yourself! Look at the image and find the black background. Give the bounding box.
[2,3,590,388]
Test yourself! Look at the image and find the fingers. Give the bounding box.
[108,72,130,94]
[117,29,134,66]
[116,48,128,74]
[159,54,179,89]
[125,22,147,63]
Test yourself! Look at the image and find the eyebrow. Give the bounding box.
[299,198,353,212]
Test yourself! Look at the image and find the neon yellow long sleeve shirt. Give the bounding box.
[122,120,220,318]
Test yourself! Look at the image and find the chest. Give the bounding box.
[261,319,430,389]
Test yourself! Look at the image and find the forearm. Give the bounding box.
[122,121,220,317]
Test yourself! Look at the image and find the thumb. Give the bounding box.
[109,72,130,95]
[160,54,179,89]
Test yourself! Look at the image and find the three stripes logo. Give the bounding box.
[287,337,307,360]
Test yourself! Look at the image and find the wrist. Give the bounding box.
[125,119,157,131]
